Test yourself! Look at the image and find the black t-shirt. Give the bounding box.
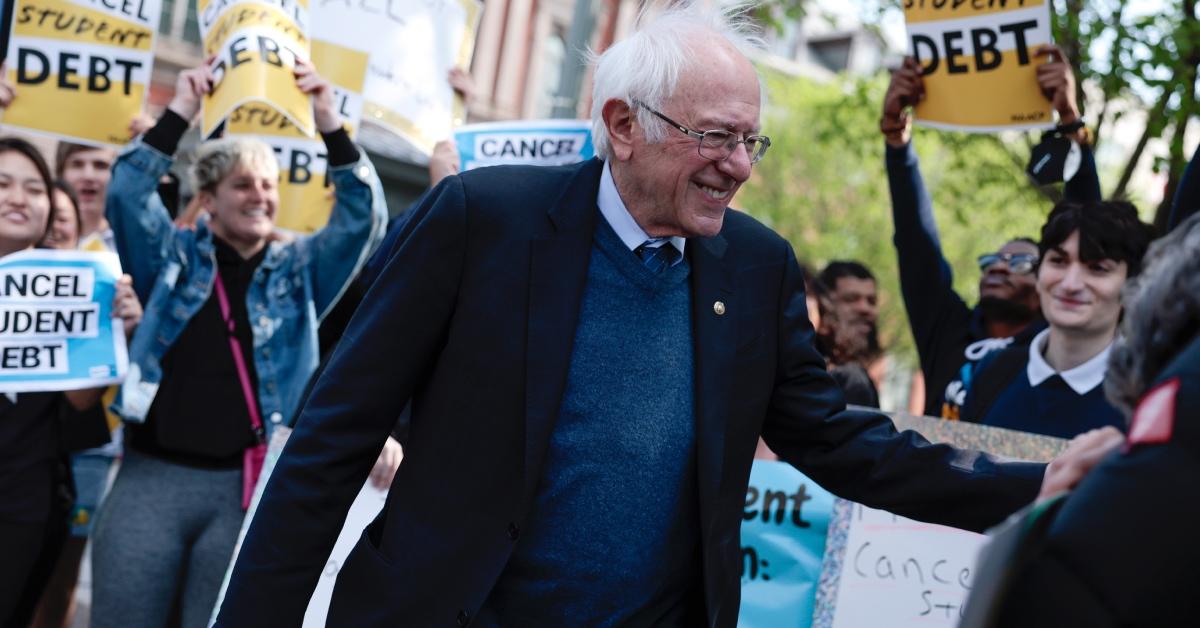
[129,237,265,468]
[0,392,100,523]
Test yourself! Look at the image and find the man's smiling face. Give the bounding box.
[616,35,761,239]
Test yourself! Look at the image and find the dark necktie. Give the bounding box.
[635,239,681,274]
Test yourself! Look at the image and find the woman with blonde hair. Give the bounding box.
[89,59,386,628]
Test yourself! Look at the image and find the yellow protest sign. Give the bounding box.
[1,0,161,147]
[905,0,1054,132]
[224,38,369,233]
[198,0,314,138]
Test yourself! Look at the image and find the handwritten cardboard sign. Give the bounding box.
[811,413,1068,628]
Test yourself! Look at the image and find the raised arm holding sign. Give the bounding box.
[904,0,1054,132]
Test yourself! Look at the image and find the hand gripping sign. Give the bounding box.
[198,0,315,138]
[905,0,1054,132]
[224,35,370,233]
[2,0,162,147]
[0,249,127,392]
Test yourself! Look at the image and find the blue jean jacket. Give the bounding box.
[106,140,387,435]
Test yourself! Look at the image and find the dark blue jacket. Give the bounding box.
[886,142,1099,418]
[993,334,1200,626]
[215,159,1043,628]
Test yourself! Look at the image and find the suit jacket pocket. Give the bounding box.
[327,530,401,626]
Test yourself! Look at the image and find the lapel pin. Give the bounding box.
[713,301,726,316]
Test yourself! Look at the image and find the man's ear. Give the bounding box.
[602,98,637,161]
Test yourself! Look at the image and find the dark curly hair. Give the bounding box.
[1038,200,1155,279]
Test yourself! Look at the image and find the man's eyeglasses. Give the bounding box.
[633,100,771,165]
[977,252,1038,275]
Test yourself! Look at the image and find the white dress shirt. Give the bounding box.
[597,161,686,257]
[1026,328,1113,394]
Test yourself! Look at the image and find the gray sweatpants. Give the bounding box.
[90,449,244,628]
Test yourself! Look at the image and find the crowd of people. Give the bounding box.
[0,2,1197,627]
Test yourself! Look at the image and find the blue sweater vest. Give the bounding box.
[479,215,700,625]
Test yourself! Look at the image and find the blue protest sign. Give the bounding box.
[739,460,836,628]
[0,249,126,391]
[454,119,594,171]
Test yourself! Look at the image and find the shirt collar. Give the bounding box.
[597,160,686,256]
[1026,328,1113,394]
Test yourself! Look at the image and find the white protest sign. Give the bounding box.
[0,249,127,391]
[310,0,481,155]
[828,502,984,627]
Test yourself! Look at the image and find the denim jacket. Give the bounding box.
[106,140,387,436]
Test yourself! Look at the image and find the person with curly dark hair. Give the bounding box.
[960,200,1155,438]
[971,213,1200,627]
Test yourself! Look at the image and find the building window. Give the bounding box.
[536,27,566,118]
[159,0,177,34]
[183,0,201,44]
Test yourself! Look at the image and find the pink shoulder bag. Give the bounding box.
[213,273,268,510]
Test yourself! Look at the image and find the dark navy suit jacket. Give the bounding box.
[215,159,1044,628]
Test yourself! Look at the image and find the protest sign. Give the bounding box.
[822,501,987,627]
[811,414,1067,628]
[739,461,835,628]
[0,249,127,391]
[198,0,314,138]
[905,0,1054,132]
[224,26,370,233]
[454,120,595,171]
[1,0,161,146]
[308,0,480,156]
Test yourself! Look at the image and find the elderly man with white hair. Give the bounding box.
[215,4,1105,627]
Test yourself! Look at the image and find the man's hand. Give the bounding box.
[429,140,461,187]
[168,62,217,123]
[0,63,16,108]
[369,436,403,490]
[1035,44,1081,125]
[881,57,924,147]
[295,58,342,134]
[1038,426,1124,502]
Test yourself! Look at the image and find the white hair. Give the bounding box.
[589,2,766,160]
[192,136,279,194]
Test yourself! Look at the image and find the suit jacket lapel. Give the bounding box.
[523,159,602,504]
[689,232,735,538]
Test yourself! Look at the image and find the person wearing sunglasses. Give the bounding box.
[881,47,1101,421]
[959,200,1153,437]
